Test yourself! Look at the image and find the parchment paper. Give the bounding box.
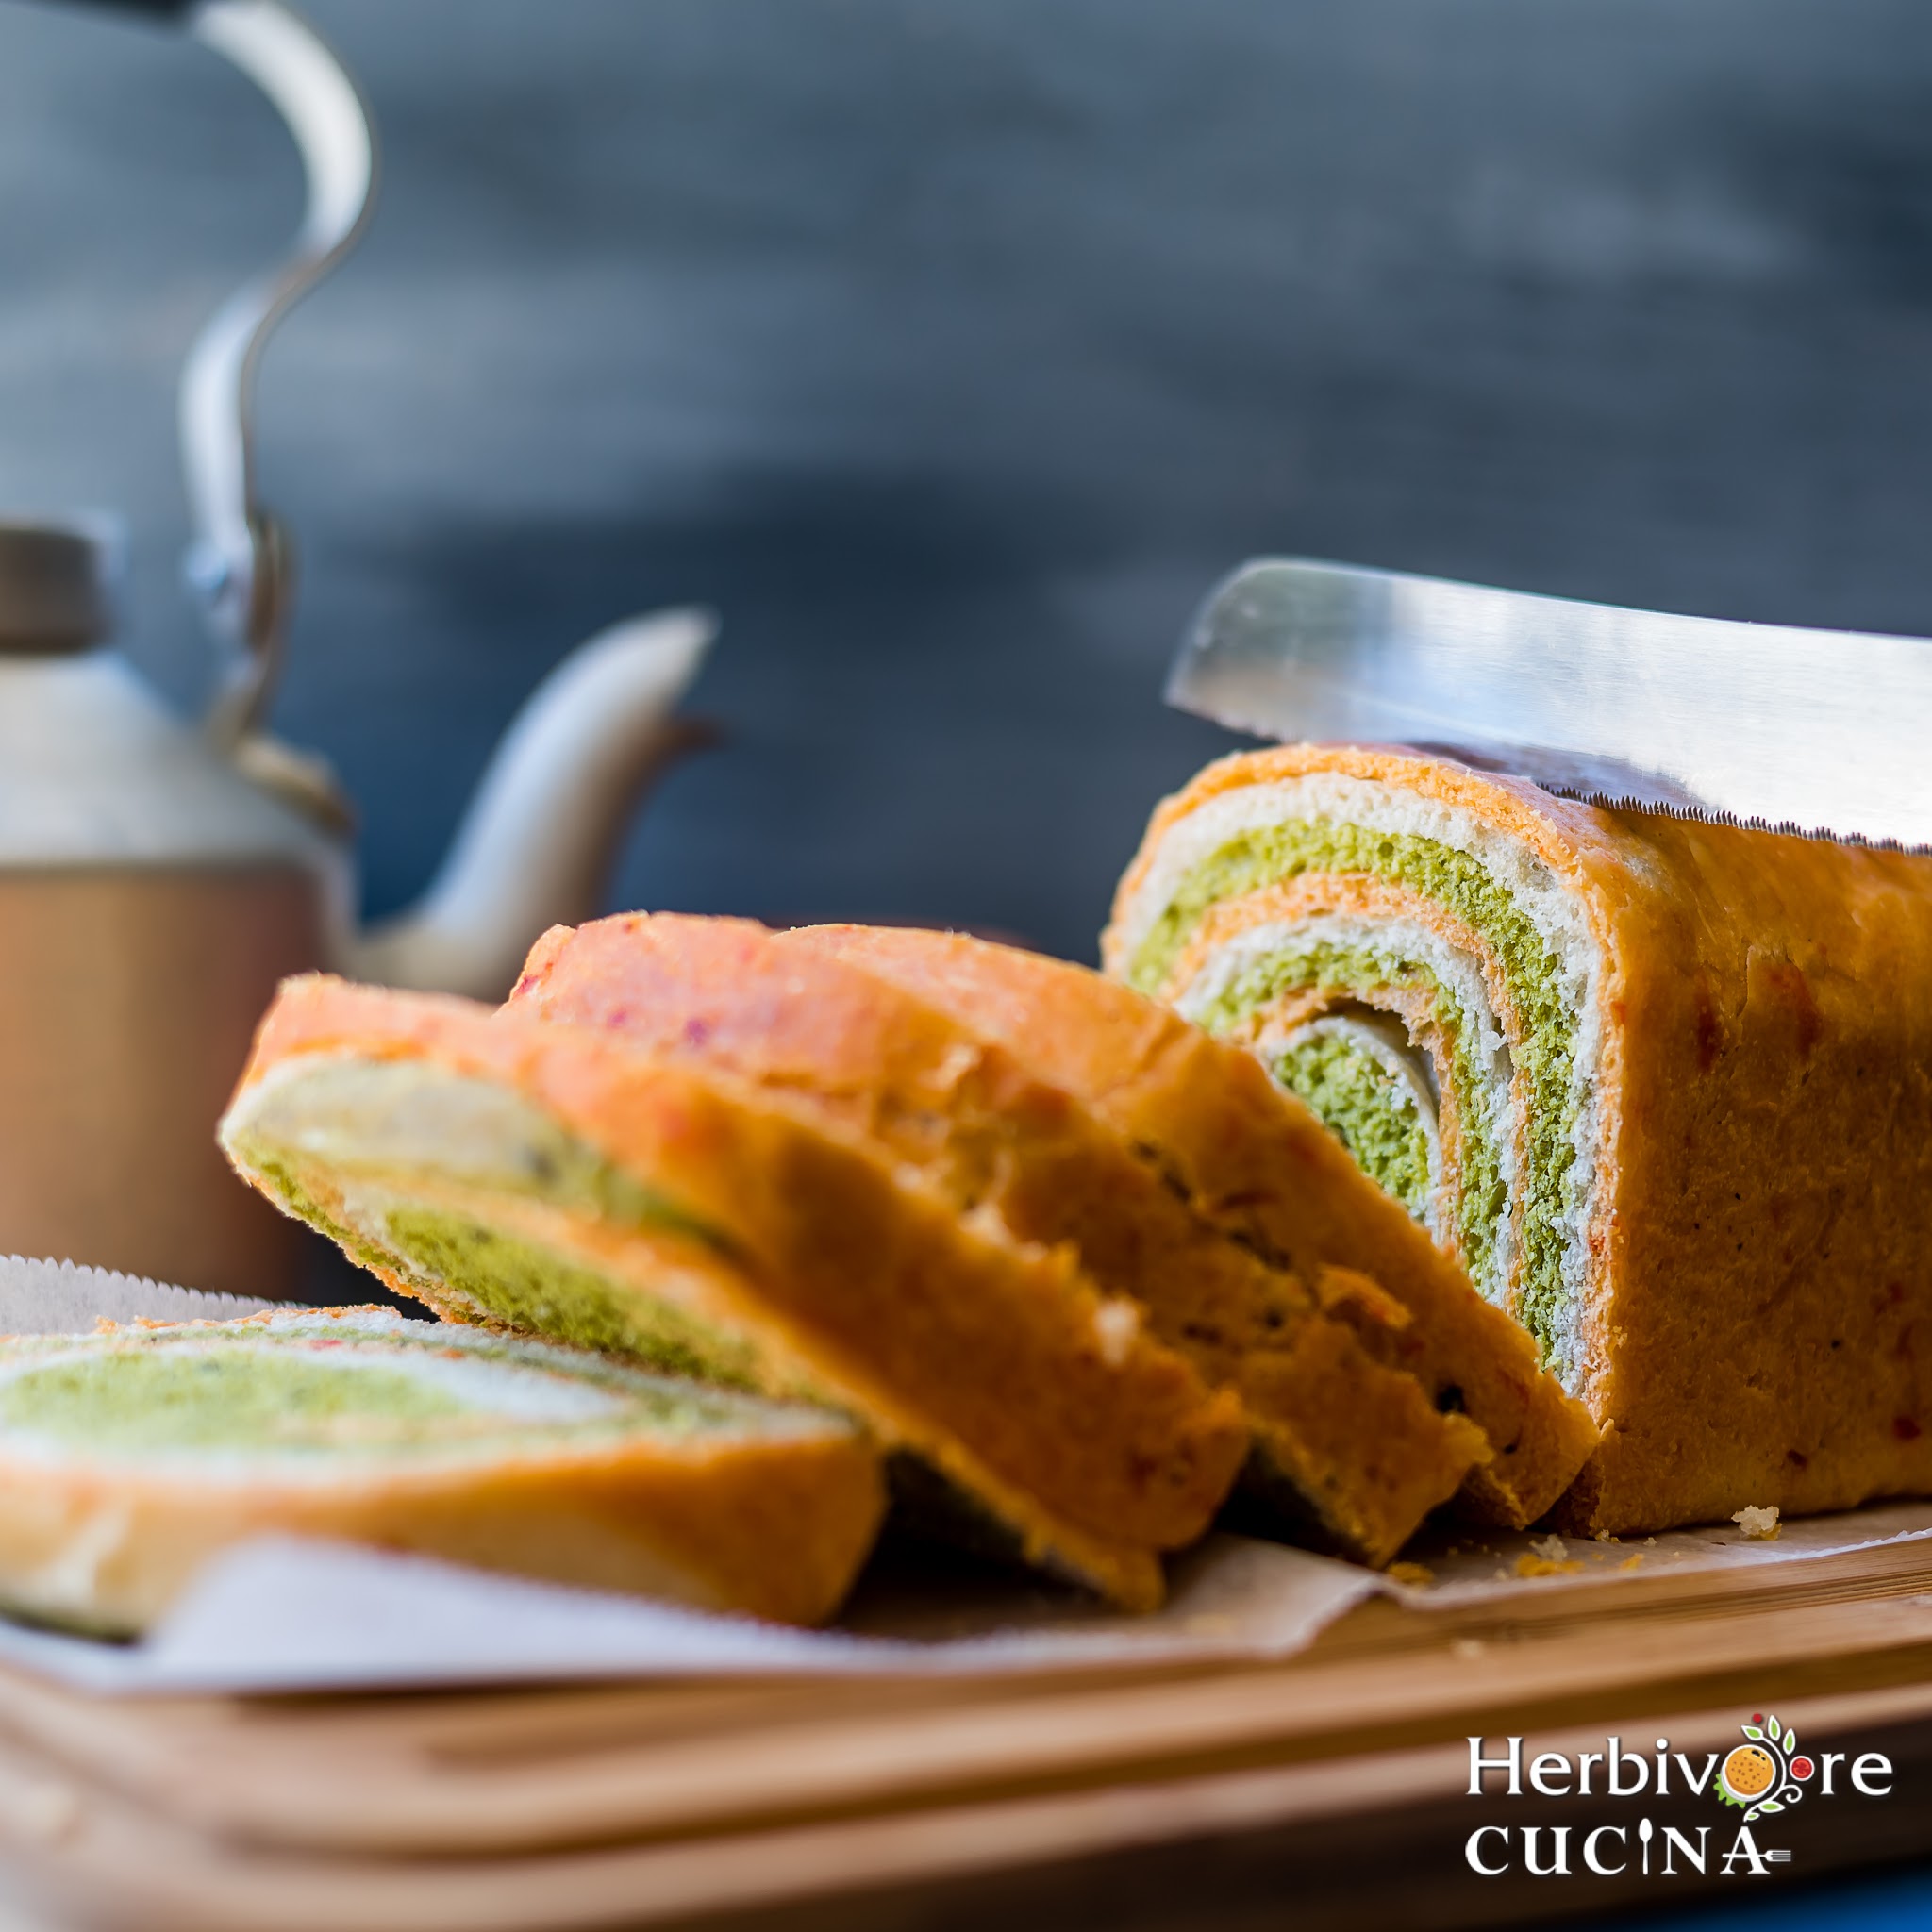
[2,1254,1926,1697]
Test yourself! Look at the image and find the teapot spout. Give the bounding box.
[347,608,715,998]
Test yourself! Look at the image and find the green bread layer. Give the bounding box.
[1272,1028,1434,1228]
[0,1353,465,1455]
[226,1058,814,1400]
[1194,937,1506,1298]
[382,1207,768,1392]
[0,1329,781,1461]
[248,1152,394,1277]
[1129,817,1577,1361]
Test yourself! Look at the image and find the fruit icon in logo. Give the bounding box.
[1722,1744,1778,1801]
[1715,1712,1807,1823]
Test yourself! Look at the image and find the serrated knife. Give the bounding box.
[1166,558,1932,851]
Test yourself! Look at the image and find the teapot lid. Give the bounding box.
[0,519,335,873]
[0,520,118,656]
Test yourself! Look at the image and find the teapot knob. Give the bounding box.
[0,520,119,657]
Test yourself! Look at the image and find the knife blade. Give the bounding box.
[1167,558,1932,851]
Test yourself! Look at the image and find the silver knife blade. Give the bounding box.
[1167,558,1932,851]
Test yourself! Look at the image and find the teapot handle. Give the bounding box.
[28,0,371,819]
[175,0,375,749]
[40,0,375,737]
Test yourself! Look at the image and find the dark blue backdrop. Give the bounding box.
[7,0,1932,964]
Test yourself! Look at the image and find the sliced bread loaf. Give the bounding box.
[221,978,1250,1610]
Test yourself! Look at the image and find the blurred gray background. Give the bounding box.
[4,0,1931,961]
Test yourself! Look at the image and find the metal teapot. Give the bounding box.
[0,0,713,1293]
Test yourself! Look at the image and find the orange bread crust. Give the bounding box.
[783,922,1596,1530]
[507,913,1490,1565]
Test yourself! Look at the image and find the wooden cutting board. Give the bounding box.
[0,1533,1929,1930]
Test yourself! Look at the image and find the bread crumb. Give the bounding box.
[1091,1298,1141,1367]
[1512,1551,1583,1578]
[1386,1561,1434,1588]
[1618,1554,1645,1571]
[1731,1504,1781,1541]
[1507,1533,1580,1578]
[1643,1536,1657,1546]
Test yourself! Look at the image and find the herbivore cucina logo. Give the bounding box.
[1466,1712,1893,1879]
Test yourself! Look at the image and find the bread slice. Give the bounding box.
[221,978,1251,1611]
[0,1306,885,1634]
[779,924,1597,1531]
[506,913,1490,1567]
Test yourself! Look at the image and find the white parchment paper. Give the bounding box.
[0,1532,1380,1695]
[2,1254,1927,1697]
